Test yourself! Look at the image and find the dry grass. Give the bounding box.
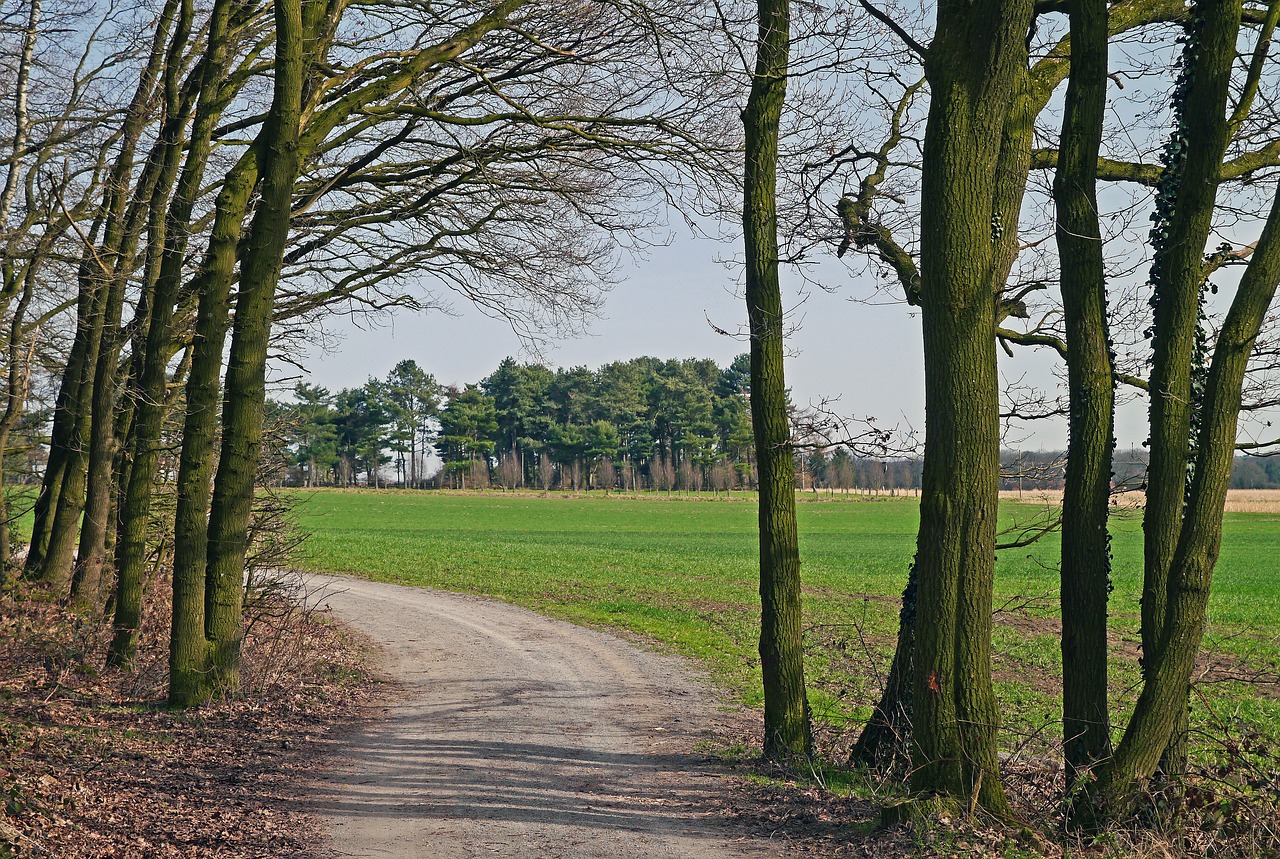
[999,488,1280,513]
[1220,489,1280,513]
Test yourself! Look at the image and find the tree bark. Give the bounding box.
[1053,0,1114,796]
[203,0,308,693]
[908,0,1035,816]
[1090,0,1280,817]
[1138,0,1242,784]
[24,0,182,590]
[742,0,810,762]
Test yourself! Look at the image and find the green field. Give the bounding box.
[287,489,1280,757]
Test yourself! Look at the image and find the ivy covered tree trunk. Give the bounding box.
[742,0,810,761]
[1137,0,1240,784]
[1091,0,1280,816]
[1097,194,1280,815]
[909,0,1035,816]
[1054,0,1114,795]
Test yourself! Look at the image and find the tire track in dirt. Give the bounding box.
[305,575,777,858]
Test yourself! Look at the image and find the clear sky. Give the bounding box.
[295,220,1154,452]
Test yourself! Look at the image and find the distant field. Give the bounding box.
[999,487,1280,513]
[286,488,1280,759]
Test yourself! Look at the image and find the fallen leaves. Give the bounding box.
[0,584,380,858]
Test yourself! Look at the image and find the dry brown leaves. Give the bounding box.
[0,583,381,859]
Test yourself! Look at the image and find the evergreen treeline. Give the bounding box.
[272,369,1280,493]
[274,355,760,491]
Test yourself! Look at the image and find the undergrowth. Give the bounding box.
[0,567,376,858]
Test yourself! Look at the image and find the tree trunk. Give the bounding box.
[39,281,108,590]
[0,262,40,576]
[1138,0,1241,784]
[908,0,1034,816]
[170,152,255,700]
[204,0,307,693]
[742,0,810,762]
[1099,188,1280,812]
[1054,0,1114,796]
[24,271,97,584]
[1086,0,1280,819]
[24,0,181,590]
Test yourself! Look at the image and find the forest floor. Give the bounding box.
[0,575,382,858]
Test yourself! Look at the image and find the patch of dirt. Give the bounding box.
[306,575,777,857]
[0,582,381,858]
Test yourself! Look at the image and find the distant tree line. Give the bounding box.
[271,364,1280,494]
[272,354,765,492]
[993,449,1280,493]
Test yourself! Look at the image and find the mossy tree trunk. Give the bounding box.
[909,0,1035,816]
[742,0,811,762]
[202,0,310,694]
[1053,0,1114,797]
[170,146,257,702]
[104,84,195,664]
[171,0,532,702]
[108,0,232,671]
[1091,0,1280,816]
[75,88,187,610]
[23,0,181,591]
[157,0,238,705]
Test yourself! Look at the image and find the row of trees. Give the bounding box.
[3,0,747,711]
[740,0,1280,832]
[282,361,440,489]
[6,0,1279,840]
[272,355,759,490]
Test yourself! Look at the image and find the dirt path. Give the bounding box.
[305,575,777,858]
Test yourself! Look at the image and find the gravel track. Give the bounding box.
[305,575,776,858]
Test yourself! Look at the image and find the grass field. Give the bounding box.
[286,488,1280,759]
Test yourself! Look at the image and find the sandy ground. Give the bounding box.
[304,575,776,859]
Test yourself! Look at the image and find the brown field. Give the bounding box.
[998,488,1280,513]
